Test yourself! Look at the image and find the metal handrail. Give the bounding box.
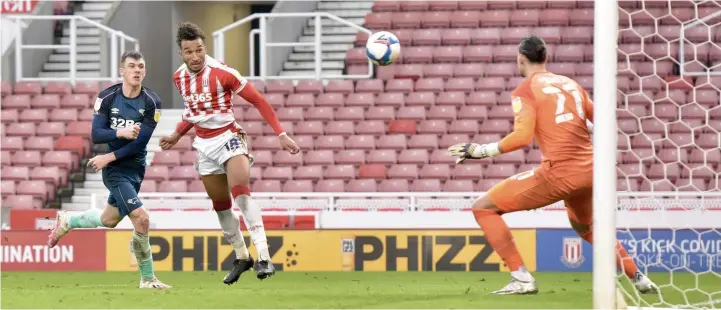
[6,14,139,85]
[213,12,373,81]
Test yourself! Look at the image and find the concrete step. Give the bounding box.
[288,52,347,61]
[294,44,353,53]
[62,203,91,211]
[74,187,109,195]
[55,45,101,53]
[60,36,102,45]
[75,10,107,20]
[279,70,344,77]
[86,173,103,181]
[318,2,373,10]
[318,10,370,18]
[63,27,101,37]
[71,195,92,204]
[307,18,364,28]
[284,61,345,70]
[304,26,358,36]
[82,2,114,11]
[44,62,101,71]
[38,71,102,78]
[49,53,101,63]
[83,181,107,189]
[298,35,356,43]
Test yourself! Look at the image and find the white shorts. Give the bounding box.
[192,130,254,176]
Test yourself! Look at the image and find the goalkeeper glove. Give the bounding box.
[447,142,501,164]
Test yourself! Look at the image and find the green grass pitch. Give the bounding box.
[1,271,716,309]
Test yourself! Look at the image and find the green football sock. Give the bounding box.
[132,231,155,280]
[68,208,104,228]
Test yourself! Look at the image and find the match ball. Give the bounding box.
[365,31,401,66]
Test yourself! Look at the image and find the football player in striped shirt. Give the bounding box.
[160,22,300,285]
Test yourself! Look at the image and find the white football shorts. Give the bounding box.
[192,130,254,176]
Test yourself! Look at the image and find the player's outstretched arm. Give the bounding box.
[448,97,536,163]
[159,120,192,150]
[237,82,299,154]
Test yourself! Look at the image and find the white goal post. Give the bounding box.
[593,0,620,309]
[597,0,721,309]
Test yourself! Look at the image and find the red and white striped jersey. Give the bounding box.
[172,55,247,129]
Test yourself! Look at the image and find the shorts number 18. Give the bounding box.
[224,138,241,152]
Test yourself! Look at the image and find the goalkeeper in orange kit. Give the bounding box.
[448,35,659,295]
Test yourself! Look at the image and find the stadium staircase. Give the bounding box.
[280,0,373,77]
[40,1,116,79]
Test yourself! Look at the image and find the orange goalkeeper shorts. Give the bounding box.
[487,162,594,225]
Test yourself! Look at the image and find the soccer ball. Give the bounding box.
[365,31,401,66]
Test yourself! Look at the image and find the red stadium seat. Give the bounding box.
[358,164,387,179]
[45,82,73,95]
[368,149,397,164]
[1,81,12,96]
[336,150,366,165]
[379,179,409,192]
[326,165,357,180]
[294,165,323,180]
[25,136,54,152]
[14,82,42,95]
[346,135,376,150]
[170,166,198,181]
[1,136,24,151]
[2,166,29,181]
[3,95,31,109]
[419,164,450,180]
[375,93,405,107]
[347,179,378,192]
[412,179,442,192]
[315,179,345,192]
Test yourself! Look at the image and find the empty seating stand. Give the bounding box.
[2,1,720,213]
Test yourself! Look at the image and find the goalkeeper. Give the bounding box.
[448,35,658,295]
[47,51,170,289]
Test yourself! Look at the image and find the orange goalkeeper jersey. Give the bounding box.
[499,71,594,170]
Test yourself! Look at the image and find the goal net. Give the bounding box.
[611,0,721,309]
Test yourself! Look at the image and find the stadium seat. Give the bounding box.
[13,82,42,95]
[315,179,345,192]
[2,166,29,181]
[294,165,323,180]
[159,180,188,192]
[25,136,54,152]
[347,179,378,192]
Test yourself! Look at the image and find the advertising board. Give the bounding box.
[536,229,721,272]
[106,229,536,272]
[0,230,106,271]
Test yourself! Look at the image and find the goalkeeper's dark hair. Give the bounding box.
[176,21,205,47]
[518,35,547,64]
[120,51,143,65]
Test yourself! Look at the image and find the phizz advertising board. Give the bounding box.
[536,229,721,272]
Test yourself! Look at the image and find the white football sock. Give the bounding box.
[511,266,534,282]
[216,209,250,260]
[235,195,270,261]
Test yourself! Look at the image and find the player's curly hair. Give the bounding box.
[518,35,547,64]
[176,22,205,47]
